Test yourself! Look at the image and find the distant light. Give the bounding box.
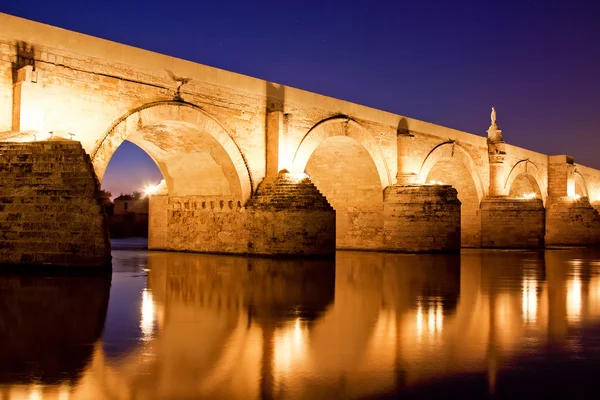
[573,194,581,201]
[145,184,159,197]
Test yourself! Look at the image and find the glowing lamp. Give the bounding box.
[521,192,536,199]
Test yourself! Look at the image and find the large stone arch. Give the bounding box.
[419,141,485,202]
[291,116,392,188]
[505,159,547,202]
[91,101,252,201]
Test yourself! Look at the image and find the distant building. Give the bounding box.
[109,194,149,238]
[113,194,148,215]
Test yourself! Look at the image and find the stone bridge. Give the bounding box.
[1,13,600,260]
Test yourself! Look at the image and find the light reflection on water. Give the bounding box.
[2,249,600,398]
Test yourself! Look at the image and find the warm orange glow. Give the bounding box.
[415,297,443,341]
[274,317,308,376]
[58,384,70,400]
[520,192,537,199]
[567,180,576,197]
[567,274,582,323]
[140,289,155,339]
[522,278,538,323]
[28,385,42,400]
[286,172,310,183]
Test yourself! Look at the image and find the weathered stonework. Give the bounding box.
[149,173,336,256]
[480,197,545,248]
[1,13,600,256]
[545,197,600,246]
[382,185,461,252]
[0,140,110,269]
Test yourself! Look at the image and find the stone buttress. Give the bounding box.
[245,172,336,256]
[0,140,110,270]
[383,184,461,252]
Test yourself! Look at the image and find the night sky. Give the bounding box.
[2,1,599,196]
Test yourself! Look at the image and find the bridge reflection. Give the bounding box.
[3,249,600,399]
[0,273,110,397]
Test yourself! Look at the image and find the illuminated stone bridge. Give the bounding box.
[1,13,600,262]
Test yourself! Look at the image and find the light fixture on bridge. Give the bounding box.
[520,192,537,199]
[428,180,445,185]
[144,183,161,197]
[287,172,310,183]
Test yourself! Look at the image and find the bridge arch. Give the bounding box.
[291,116,392,188]
[505,159,546,202]
[419,141,484,247]
[291,116,391,249]
[91,101,253,201]
[419,141,485,202]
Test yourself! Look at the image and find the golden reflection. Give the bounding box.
[415,296,443,341]
[274,317,309,377]
[58,384,70,400]
[28,386,42,400]
[566,268,582,323]
[140,288,155,339]
[8,250,600,399]
[522,278,538,323]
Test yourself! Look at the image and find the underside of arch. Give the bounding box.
[92,101,252,200]
[291,117,392,188]
[508,173,543,199]
[419,142,485,203]
[305,135,384,249]
[505,160,546,202]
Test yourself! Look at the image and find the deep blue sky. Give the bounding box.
[3,0,600,194]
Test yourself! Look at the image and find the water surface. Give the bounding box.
[2,248,600,399]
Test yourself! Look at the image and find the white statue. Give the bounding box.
[491,106,497,126]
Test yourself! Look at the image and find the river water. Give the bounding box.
[1,247,600,399]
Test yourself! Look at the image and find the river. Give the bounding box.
[1,247,600,399]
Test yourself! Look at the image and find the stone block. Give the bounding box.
[382,184,461,252]
[545,197,600,246]
[480,197,545,248]
[0,140,110,271]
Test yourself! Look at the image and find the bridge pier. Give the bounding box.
[545,155,600,246]
[382,184,461,252]
[480,197,545,248]
[0,139,111,270]
[545,197,600,246]
[385,128,461,252]
[149,171,335,256]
